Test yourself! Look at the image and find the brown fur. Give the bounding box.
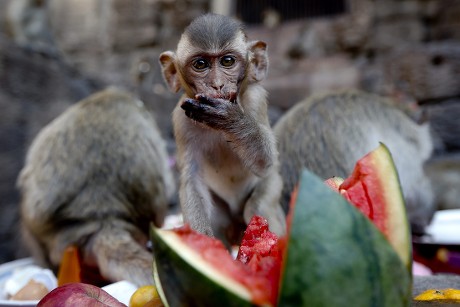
[275,90,435,233]
[18,87,175,286]
[160,14,285,246]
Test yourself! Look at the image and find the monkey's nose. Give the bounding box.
[212,84,224,91]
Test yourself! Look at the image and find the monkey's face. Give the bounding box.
[180,52,246,103]
[159,29,268,103]
[175,32,248,102]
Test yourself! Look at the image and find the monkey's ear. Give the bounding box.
[159,51,181,93]
[248,41,269,82]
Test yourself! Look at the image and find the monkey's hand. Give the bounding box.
[182,94,276,178]
[181,94,241,130]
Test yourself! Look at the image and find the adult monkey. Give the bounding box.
[18,88,175,286]
[160,14,286,246]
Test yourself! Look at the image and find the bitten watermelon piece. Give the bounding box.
[324,176,344,191]
[236,216,282,306]
[327,143,411,269]
[279,169,412,307]
[150,220,280,307]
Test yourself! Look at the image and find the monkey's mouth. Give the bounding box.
[208,92,237,103]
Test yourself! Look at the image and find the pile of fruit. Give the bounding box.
[38,143,416,306]
[151,143,412,307]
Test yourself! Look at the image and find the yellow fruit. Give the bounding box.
[414,288,460,302]
[129,285,164,307]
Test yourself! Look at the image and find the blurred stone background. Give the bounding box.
[0,0,459,264]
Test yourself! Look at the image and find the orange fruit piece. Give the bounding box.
[57,245,82,286]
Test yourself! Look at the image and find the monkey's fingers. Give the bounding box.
[182,99,211,121]
[182,99,208,116]
[181,98,200,109]
[181,99,204,116]
[182,99,227,129]
[182,98,221,115]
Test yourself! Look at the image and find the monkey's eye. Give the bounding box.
[192,58,209,70]
[220,56,236,67]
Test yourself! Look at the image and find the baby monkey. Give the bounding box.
[160,14,286,246]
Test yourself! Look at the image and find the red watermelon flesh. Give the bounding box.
[325,143,411,267]
[324,176,344,191]
[173,220,280,306]
[236,215,282,306]
[237,215,281,263]
[338,159,388,237]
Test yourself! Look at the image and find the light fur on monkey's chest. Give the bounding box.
[201,141,259,214]
[203,163,258,214]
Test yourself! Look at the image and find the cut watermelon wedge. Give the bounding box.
[151,218,280,307]
[279,169,412,307]
[328,143,411,268]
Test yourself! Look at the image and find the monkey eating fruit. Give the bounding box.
[159,13,286,247]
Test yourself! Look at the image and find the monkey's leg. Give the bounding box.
[243,172,286,236]
[87,223,153,287]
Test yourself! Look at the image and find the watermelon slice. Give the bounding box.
[151,218,280,307]
[279,169,412,307]
[326,143,411,268]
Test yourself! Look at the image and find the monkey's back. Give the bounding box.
[18,87,174,264]
[274,90,434,230]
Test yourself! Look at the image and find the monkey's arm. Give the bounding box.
[243,171,286,236]
[181,95,277,177]
[175,142,215,236]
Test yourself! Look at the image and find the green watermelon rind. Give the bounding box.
[152,260,170,307]
[150,225,266,307]
[279,169,412,307]
[369,143,412,269]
